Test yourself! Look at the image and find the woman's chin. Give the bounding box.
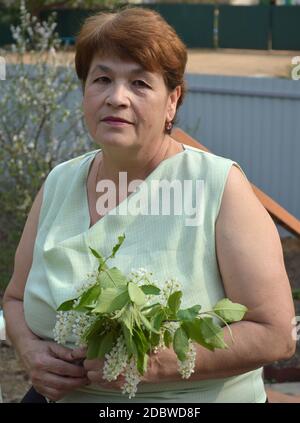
[96,137,133,149]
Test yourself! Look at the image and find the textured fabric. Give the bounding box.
[23,143,267,403]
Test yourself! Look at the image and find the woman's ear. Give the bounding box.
[167,86,181,122]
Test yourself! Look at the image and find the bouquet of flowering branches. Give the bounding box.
[54,234,248,398]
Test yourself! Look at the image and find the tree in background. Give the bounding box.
[0,0,93,292]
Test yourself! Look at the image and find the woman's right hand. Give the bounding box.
[19,339,89,402]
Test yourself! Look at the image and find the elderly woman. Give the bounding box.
[3,7,296,403]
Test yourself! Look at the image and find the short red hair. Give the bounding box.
[75,6,188,131]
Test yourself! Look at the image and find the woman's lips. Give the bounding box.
[102,120,132,126]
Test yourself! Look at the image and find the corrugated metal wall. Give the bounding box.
[176,74,300,237]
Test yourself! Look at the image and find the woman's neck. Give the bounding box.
[96,135,181,186]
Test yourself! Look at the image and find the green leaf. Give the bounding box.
[167,291,182,315]
[182,320,215,351]
[151,309,166,331]
[57,298,77,311]
[140,285,161,295]
[133,329,149,375]
[163,329,173,348]
[131,305,142,331]
[177,305,201,321]
[198,317,228,349]
[110,233,126,258]
[133,328,149,355]
[89,247,107,270]
[99,267,128,289]
[141,303,161,318]
[97,331,116,359]
[136,351,148,375]
[150,332,160,347]
[83,318,105,342]
[173,326,189,361]
[139,311,160,334]
[87,336,100,359]
[122,324,138,357]
[73,284,101,311]
[89,247,102,259]
[213,299,248,323]
[128,282,146,306]
[116,304,134,334]
[93,288,129,314]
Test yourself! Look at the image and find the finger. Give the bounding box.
[87,370,102,384]
[49,343,76,362]
[86,372,124,388]
[87,370,126,389]
[83,358,104,372]
[45,356,88,378]
[70,347,88,360]
[42,372,90,392]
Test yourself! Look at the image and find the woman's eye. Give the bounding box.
[133,80,148,88]
[94,76,110,83]
[93,77,148,88]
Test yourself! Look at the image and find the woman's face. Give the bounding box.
[83,54,181,153]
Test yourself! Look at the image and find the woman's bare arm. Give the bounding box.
[3,184,45,350]
[138,164,296,384]
[215,165,296,360]
[3,184,89,401]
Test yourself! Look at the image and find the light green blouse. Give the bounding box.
[23,143,267,403]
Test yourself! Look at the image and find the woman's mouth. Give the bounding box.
[102,120,132,127]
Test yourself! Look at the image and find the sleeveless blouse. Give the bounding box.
[24,144,267,403]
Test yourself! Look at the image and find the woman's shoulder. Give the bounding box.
[45,148,100,184]
[38,149,100,206]
[182,144,249,204]
[182,144,241,179]
[52,149,99,174]
[183,143,235,166]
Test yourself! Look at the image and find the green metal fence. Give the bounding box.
[0,7,19,47]
[218,5,270,50]
[1,5,300,51]
[39,9,94,45]
[271,5,300,50]
[145,3,215,48]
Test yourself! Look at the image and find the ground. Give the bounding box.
[3,48,299,78]
[0,341,30,403]
[186,48,299,78]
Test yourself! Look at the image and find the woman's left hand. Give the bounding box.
[84,358,127,390]
[72,346,180,388]
[70,347,125,390]
[140,347,179,385]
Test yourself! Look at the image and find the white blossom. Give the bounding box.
[53,310,77,344]
[71,313,97,346]
[74,271,98,296]
[102,335,128,382]
[178,341,197,379]
[122,357,141,399]
[160,277,182,305]
[128,267,154,286]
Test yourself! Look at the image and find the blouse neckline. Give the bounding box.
[83,143,188,232]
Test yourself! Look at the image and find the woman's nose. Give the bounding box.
[105,84,130,107]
